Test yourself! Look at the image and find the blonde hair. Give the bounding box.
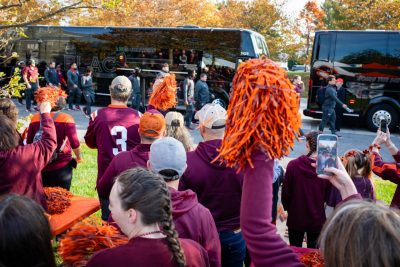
[319,201,400,267]
[343,149,372,179]
[165,112,194,152]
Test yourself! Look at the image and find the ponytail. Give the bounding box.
[160,181,186,267]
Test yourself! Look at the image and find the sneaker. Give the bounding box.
[25,109,32,113]
[335,134,343,139]
[33,106,39,111]
[83,107,87,115]
[75,105,82,111]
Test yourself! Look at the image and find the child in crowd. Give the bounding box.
[165,111,195,151]
[148,137,221,267]
[272,160,285,225]
[86,168,210,267]
[327,149,375,208]
[0,194,57,267]
[282,131,331,248]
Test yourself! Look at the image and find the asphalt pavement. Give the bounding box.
[16,98,398,162]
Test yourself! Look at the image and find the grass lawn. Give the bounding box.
[72,144,397,205]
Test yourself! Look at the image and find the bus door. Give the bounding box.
[310,33,334,108]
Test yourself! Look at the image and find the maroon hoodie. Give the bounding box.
[179,139,243,232]
[242,151,362,267]
[282,155,331,232]
[97,144,151,199]
[0,113,56,208]
[170,187,221,267]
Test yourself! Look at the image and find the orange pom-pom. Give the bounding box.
[299,251,325,267]
[58,219,128,266]
[148,74,177,111]
[44,187,73,215]
[215,58,301,172]
[34,87,67,108]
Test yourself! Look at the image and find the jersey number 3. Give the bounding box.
[111,126,127,155]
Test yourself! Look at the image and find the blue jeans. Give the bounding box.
[132,93,141,110]
[68,86,82,109]
[319,107,336,134]
[184,101,194,126]
[219,230,246,267]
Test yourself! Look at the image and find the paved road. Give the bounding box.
[16,98,399,162]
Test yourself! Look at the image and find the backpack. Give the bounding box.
[316,86,326,106]
[33,112,66,164]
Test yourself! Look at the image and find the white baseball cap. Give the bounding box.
[195,103,227,129]
[110,75,132,92]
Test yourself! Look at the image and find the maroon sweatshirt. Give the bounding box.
[26,112,80,171]
[282,155,331,232]
[87,237,209,267]
[170,187,221,267]
[327,175,375,207]
[179,139,243,232]
[97,144,151,199]
[84,104,141,181]
[371,151,400,208]
[0,113,56,208]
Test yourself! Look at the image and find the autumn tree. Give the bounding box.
[322,0,400,30]
[296,0,325,68]
[219,0,290,60]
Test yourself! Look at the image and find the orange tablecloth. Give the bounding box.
[50,196,100,236]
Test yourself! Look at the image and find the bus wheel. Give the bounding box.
[366,104,398,131]
[211,92,229,109]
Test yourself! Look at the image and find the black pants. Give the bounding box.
[42,162,73,190]
[318,108,336,134]
[288,229,320,248]
[68,87,82,109]
[100,197,111,221]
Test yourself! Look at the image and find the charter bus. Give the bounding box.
[303,30,400,131]
[1,25,268,108]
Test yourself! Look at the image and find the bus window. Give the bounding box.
[315,34,331,61]
[334,33,387,66]
[388,34,400,66]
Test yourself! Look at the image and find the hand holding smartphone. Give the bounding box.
[380,119,387,133]
[316,134,338,175]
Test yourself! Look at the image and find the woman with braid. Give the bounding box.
[86,168,209,267]
[281,131,331,248]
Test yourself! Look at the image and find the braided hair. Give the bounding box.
[116,168,186,267]
[305,130,319,157]
[344,150,372,179]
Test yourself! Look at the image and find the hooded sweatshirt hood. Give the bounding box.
[296,155,318,178]
[195,139,225,169]
[169,187,199,218]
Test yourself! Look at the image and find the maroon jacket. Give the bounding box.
[282,155,331,232]
[371,151,400,208]
[327,175,375,207]
[26,112,80,171]
[84,104,141,181]
[87,237,210,267]
[0,113,56,208]
[179,139,243,232]
[97,144,151,199]
[170,187,221,267]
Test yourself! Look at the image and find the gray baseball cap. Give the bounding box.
[110,75,132,92]
[149,137,187,179]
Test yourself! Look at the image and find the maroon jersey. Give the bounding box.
[84,104,141,181]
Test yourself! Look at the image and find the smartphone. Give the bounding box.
[380,119,387,133]
[316,134,338,175]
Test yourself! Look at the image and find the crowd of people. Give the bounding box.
[1,59,400,267]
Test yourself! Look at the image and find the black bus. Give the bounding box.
[303,30,400,131]
[2,25,268,108]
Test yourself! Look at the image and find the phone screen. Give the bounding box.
[380,119,387,133]
[316,134,338,175]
